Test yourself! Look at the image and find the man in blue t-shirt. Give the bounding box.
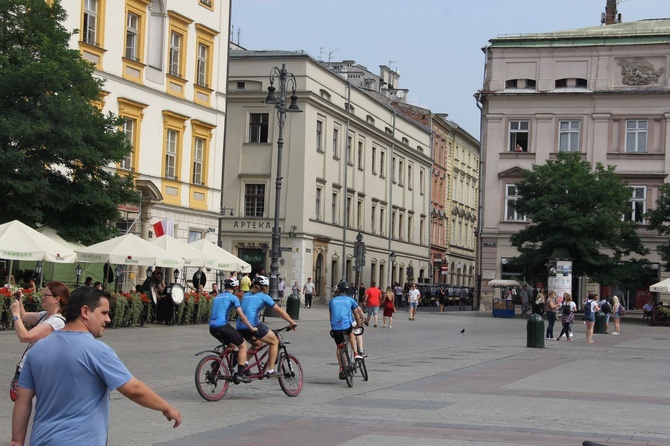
[236,276,297,378]
[329,281,365,380]
[11,287,181,446]
[209,278,257,384]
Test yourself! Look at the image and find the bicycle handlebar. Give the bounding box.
[273,324,298,334]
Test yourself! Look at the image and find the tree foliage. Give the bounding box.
[646,183,670,271]
[509,152,649,287]
[0,0,139,244]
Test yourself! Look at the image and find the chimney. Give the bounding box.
[604,0,618,25]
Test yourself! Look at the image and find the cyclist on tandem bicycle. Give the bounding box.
[329,281,365,380]
[236,276,297,378]
[209,278,257,384]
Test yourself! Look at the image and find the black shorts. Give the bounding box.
[209,324,244,347]
[238,323,270,342]
[331,326,353,345]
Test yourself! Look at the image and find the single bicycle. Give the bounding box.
[194,325,303,401]
[331,326,368,387]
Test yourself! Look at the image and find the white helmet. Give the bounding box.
[224,278,239,289]
[253,275,269,287]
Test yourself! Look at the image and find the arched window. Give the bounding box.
[315,253,323,296]
[148,0,166,70]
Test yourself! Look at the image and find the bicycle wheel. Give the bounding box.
[195,355,229,401]
[278,353,304,397]
[340,347,353,387]
[358,357,368,381]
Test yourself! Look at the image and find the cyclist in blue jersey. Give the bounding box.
[329,281,365,380]
[209,278,257,384]
[236,276,297,378]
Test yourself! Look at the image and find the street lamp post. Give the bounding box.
[389,251,397,288]
[265,64,301,301]
[75,264,83,288]
[35,261,43,288]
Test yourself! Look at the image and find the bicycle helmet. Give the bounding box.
[223,278,239,289]
[336,280,350,294]
[253,275,270,287]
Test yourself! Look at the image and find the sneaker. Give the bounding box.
[612,332,619,335]
[364,321,369,326]
[373,324,377,328]
[265,370,283,378]
[382,324,386,328]
[354,353,363,360]
[339,370,346,380]
[567,337,573,341]
[555,338,560,341]
[359,350,367,358]
[388,326,392,329]
[233,374,251,384]
[569,333,574,337]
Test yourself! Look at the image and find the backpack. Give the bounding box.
[562,303,572,317]
[584,300,592,316]
[601,302,611,314]
[617,304,627,316]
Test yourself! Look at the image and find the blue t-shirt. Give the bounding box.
[19,330,133,446]
[329,295,359,330]
[209,291,240,327]
[236,291,276,328]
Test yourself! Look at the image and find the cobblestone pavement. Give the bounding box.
[2,304,670,446]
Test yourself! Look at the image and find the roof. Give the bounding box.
[489,18,670,48]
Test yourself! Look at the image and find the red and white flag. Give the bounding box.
[152,219,174,238]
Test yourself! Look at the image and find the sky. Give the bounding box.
[230,0,669,139]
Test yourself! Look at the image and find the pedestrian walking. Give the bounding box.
[303,278,315,308]
[408,283,420,320]
[556,293,576,341]
[381,287,396,328]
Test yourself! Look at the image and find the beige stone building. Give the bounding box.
[477,15,670,309]
[222,51,433,300]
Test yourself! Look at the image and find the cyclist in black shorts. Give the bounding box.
[329,281,365,379]
[209,278,257,384]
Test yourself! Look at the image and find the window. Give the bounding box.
[399,213,404,240]
[407,165,413,190]
[188,230,203,243]
[147,0,165,70]
[625,120,648,153]
[505,79,517,89]
[169,31,182,77]
[249,113,269,143]
[559,120,580,152]
[420,217,425,245]
[245,184,265,217]
[509,120,529,152]
[125,13,138,60]
[316,187,322,221]
[346,196,352,228]
[625,186,646,222]
[316,120,324,152]
[196,43,208,86]
[83,0,98,45]
[120,118,135,170]
[380,207,386,236]
[504,184,526,221]
[192,137,204,185]
[392,210,397,239]
[380,151,386,178]
[407,215,413,242]
[398,160,404,186]
[346,135,353,165]
[165,129,177,179]
[333,128,340,159]
[357,200,363,229]
[332,192,338,224]
[357,140,364,169]
[392,157,396,183]
[419,168,425,195]
[371,204,376,234]
[372,147,377,174]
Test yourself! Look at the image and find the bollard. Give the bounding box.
[527,314,545,348]
[286,293,300,320]
[594,311,606,334]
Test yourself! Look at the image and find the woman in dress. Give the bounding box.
[381,286,396,328]
[611,295,622,335]
[545,291,558,339]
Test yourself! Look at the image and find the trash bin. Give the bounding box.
[527,314,545,348]
[286,293,300,320]
[594,311,606,334]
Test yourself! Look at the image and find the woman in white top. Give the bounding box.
[611,295,622,335]
[10,281,70,361]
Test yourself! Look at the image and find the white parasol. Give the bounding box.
[150,235,207,267]
[76,233,184,268]
[649,277,670,293]
[188,238,251,273]
[487,279,521,287]
[0,220,76,263]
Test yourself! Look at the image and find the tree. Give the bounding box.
[646,183,670,271]
[0,0,139,244]
[509,152,649,288]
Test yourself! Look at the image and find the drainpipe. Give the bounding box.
[387,109,396,281]
[341,80,352,282]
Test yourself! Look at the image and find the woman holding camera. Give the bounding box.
[10,281,69,348]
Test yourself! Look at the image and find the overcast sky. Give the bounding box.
[231,0,669,139]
